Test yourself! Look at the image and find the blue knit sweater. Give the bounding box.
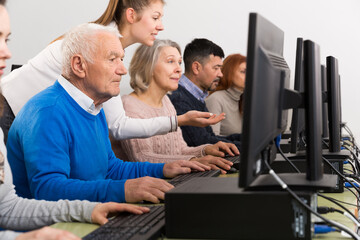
[7,81,165,203]
[168,85,241,150]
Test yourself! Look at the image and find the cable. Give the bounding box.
[318,193,359,221]
[317,206,360,227]
[345,173,360,182]
[317,206,343,214]
[314,224,339,234]
[276,144,301,173]
[319,195,358,208]
[345,159,358,176]
[343,145,360,167]
[322,139,330,149]
[264,161,360,240]
[345,187,360,209]
[344,167,356,175]
[322,156,360,195]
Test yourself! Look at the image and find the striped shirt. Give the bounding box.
[178,74,208,103]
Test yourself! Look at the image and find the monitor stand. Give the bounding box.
[248,173,338,192]
[288,149,351,160]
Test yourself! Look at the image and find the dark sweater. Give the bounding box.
[168,85,241,150]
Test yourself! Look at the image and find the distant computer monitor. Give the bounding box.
[239,13,328,189]
[326,56,341,152]
[321,65,329,139]
[239,13,291,188]
[302,40,324,181]
[289,38,306,154]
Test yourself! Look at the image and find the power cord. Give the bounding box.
[276,144,301,173]
[264,160,360,239]
[317,206,360,227]
[318,193,359,222]
[319,194,358,208]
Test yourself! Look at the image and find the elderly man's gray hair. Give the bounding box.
[61,23,122,77]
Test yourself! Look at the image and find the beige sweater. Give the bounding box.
[205,87,243,136]
[112,95,208,163]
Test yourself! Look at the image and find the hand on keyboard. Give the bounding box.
[191,155,233,174]
[91,202,150,225]
[83,205,165,240]
[124,177,173,203]
[162,160,210,178]
[204,141,240,157]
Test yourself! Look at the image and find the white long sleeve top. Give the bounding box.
[1,28,176,140]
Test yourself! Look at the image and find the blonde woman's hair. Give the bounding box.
[51,0,165,44]
[129,39,181,93]
[94,0,165,27]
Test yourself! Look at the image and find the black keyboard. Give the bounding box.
[225,155,240,169]
[168,169,221,187]
[82,205,165,240]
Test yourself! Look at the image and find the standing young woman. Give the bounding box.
[205,53,247,136]
[0,0,222,143]
[0,1,150,239]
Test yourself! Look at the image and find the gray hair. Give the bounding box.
[129,39,181,93]
[61,23,121,77]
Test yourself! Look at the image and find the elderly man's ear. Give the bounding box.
[71,55,87,78]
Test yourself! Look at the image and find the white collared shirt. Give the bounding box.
[58,75,102,116]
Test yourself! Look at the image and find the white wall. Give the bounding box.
[4,0,360,140]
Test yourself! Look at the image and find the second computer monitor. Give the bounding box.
[239,13,291,188]
[326,56,342,152]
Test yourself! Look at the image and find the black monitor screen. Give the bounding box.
[321,65,329,139]
[290,38,305,154]
[239,13,291,188]
[302,40,324,181]
[326,56,341,152]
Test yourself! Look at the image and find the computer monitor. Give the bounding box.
[239,13,291,188]
[326,56,341,152]
[289,38,306,154]
[289,41,329,154]
[239,13,334,189]
[321,65,329,139]
[302,40,324,181]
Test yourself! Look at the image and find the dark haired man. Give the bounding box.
[169,38,241,152]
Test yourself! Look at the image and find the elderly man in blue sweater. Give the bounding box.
[6,23,208,204]
[169,38,242,151]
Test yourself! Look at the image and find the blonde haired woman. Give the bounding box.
[113,39,239,174]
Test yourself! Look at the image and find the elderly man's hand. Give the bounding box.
[124,177,174,203]
[177,110,225,127]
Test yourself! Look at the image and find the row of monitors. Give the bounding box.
[239,13,342,189]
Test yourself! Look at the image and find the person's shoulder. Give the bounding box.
[121,94,139,111]
[207,90,226,101]
[21,83,66,114]
[121,94,132,105]
[168,85,188,100]
[211,90,227,98]
[163,95,175,107]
